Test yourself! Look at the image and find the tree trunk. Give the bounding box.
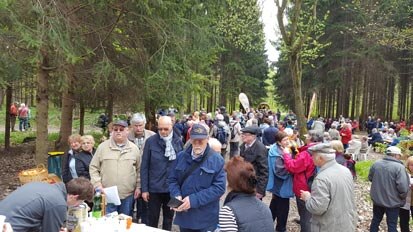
[410,83,413,125]
[289,53,307,136]
[79,99,85,135]
[4,84,12,151]
[35,50,50,165]
[0,88,5,108]
[55,65,76,151]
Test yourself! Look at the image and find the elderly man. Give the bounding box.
[300,143,357,232]
[90,120,141,216]
[368,146,409,232]
[209,137,222,153]
[140,116,183,230]
[168,123,226,232]
[127,113,155,224]
[128,113,156,151]
[0,177,93,232]
[239,126,268,199]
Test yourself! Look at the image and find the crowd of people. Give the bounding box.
[2,107,413,232]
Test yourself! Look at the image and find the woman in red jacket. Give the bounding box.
[283,130,322,232]
[340,123,352,150]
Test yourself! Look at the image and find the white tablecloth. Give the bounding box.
[130,223,169,232]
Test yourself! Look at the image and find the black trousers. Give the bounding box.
[135,197,148,224]
[269,194,290,232]
[399,206,413,232]
[147,192,174,231]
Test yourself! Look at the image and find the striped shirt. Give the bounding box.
[219,206,238,231]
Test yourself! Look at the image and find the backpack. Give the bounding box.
[230,122,238,140]
[216,126,228,145]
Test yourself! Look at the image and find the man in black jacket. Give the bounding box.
[239,126,269,199]
[140,116,184,230]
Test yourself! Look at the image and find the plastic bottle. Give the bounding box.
[92,189,102,218]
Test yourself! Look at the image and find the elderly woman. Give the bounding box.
[62,134,82,183]
[330,140,346,166]
[300,143,357,232]
[62,134,95,183]
[219,156,274,232]
[267,131,294,232]
[340,123,352,150]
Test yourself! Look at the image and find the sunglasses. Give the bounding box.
[113,127,125,132]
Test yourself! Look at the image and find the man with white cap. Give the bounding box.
[368,146,409,232]
[300,143,357,232]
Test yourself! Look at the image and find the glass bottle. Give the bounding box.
[92,189,102,218]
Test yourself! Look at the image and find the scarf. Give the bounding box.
[161,132,176,160]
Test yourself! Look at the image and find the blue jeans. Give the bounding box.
[106,194,135,217]
[370,204,399,232]
[19,117,27,131]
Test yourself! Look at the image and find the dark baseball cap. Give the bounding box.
[190,124,208,139]
[113,120,128,127]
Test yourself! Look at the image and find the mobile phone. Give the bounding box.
[167,198,184,208]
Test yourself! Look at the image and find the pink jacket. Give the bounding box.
[283,143,316,197]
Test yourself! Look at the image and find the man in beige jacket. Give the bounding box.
[90,120,141,216]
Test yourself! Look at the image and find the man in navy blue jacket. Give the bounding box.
[140,116,183,230]
[168,123,226,232]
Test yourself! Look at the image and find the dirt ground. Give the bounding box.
[0,142,405,232]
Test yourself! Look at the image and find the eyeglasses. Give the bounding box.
[113,127,125,132]
[158,128,170,131]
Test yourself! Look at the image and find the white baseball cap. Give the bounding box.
[385,146,401,155]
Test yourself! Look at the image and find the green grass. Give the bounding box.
[0,131,60,145]
[356,160,374,181]
[0,104,105,146]
[0,104,102,129]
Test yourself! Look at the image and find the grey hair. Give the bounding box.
[308,130,324,143]
[131,113,146,124]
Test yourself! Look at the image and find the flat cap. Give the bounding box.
[308,143,335,155]
[241,126,259,135]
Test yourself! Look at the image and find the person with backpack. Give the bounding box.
[9,102,18,132]
[211,114,230,158]
[17,103,28,131]
[229,116,242,158]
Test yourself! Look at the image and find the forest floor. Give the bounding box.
[0,142,405,232]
